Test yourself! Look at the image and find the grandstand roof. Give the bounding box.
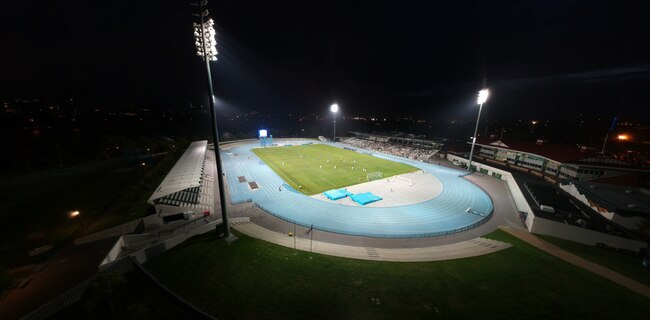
[147,140,207,205]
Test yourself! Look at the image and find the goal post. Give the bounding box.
[366,171,383,181]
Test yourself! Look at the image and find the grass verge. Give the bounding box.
[536,234,650,286]
[144,230,650,320]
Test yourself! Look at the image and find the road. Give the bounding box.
[0,238,116,320]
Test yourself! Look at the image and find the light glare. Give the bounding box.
[477,89,489,105]
[330,103,339,113]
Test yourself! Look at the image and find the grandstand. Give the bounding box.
[523,182,605,230]
[561,181,650,231]
[147,140,214,222]
[342,133,443,163]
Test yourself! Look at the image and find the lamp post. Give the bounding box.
[191,0,232,239]
[600,117,618,154]
[70,210,83,229]
[468,89,489,172]
[330,103,339,142]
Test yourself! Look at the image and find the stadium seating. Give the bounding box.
[524,182,623,235]
[342,138,438,162]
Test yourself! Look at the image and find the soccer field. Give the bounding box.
[252,144,417,195]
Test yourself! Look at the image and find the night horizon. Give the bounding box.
[1,1,650,320]
[2,1,650,120]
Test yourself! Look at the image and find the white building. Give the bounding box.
[474,139,635,181]
[148,140,214,222]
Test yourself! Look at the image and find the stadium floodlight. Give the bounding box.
[477,89,489,105]
[193,18,218,61]
[330,103,339,142]
[190,0,232,240]
[468,89,489,172]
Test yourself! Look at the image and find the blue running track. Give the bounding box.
[222,141,493,238]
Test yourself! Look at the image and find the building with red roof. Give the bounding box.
[473,138,638,181]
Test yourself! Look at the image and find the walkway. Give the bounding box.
[231,217,512,262]
[501,227,650,299]
[0,238,116,320]
[227,167,525,249]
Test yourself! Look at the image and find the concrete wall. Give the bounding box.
[444,155,645,250]
[130,220,220,264]
[99,219,221,271]
[74,219,141,245]
[154,203,208,219]
[612,215,644,232]
[99,236,125,267]
[122,233,161,249]
[529,216,647,252]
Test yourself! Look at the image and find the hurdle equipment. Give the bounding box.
[394,175,414,186]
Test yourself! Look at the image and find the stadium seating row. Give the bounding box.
[342,137,438,162]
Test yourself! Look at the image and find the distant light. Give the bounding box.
[330,103,339,113]
[141,162,146,166]
[70,210,80,218]
[617,134,630,141]
[531,120,538,125]
[477,89,489,105]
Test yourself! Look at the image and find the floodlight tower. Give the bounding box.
[330,103,339,142]
[190,0,232,239]
[468,89,489,172]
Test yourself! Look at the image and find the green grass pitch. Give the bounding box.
[252,144,418,195]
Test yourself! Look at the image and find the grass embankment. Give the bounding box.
[0,147,183,268]
[536,234,650,286]
[253,144,417,195]
[51,271,189,320]
[144,230,650,320]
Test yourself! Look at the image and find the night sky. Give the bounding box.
[1,0,650,120]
